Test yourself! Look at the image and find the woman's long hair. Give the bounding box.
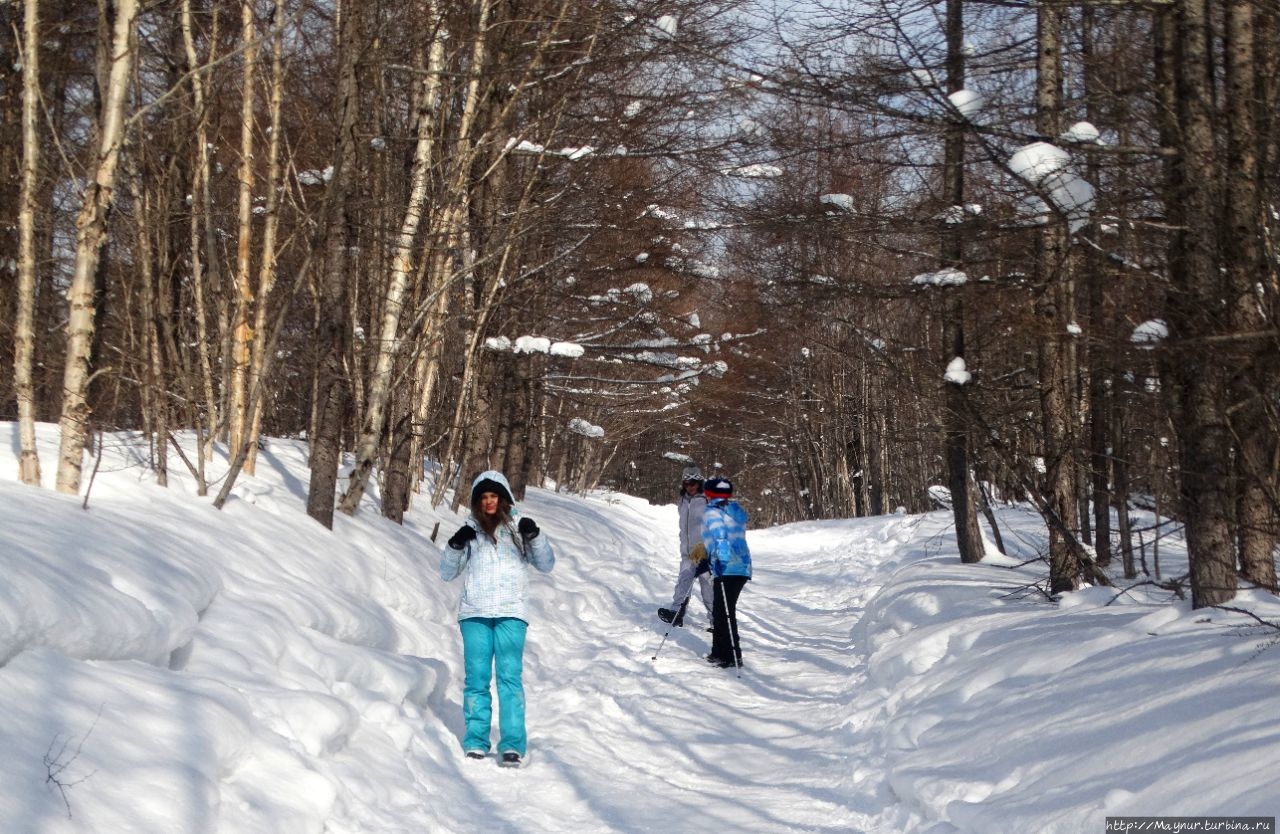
[471,494,514,542]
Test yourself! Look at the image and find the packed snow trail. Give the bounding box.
[415,488,921,834]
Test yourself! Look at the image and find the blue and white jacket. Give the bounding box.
[701,498,752,579]
[440,472,555,622]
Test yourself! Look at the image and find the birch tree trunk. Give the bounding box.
[408,252,451,499]
[340,0,447,515]
[181,0,220,474]
[15,0,43,486]
[55,0,140,495]
[244,0,288,476]
[227,0,259,459]
[426,0,496,507]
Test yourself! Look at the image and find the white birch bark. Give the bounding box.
[182,0,219,476]
[16,0,43,486]
[339,1,448,514]
[244,0,287,476]
[55,0,141,495]
[228,0,258,458]
[423,0,495,507]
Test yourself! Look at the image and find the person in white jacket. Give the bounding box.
[657,466,712,628]
[441,471,554,767]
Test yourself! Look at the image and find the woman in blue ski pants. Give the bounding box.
[441,470,555,766]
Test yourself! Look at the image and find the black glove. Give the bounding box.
[518,517,539,540]
[447,525,476,550]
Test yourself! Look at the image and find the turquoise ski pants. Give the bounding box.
[459,617,528,756]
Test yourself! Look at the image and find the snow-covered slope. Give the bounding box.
[1,424,1277,833]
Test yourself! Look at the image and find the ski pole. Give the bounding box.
[651,585,695,661]
[720,578,742,677]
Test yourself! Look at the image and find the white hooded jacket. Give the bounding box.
[440,471,555,621]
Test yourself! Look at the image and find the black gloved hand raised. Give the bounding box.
[518,517,539,540]
[447,525,477,550]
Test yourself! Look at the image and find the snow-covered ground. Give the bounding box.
[1,423,1277,833]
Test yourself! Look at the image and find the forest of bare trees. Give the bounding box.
[1,0,1276,608]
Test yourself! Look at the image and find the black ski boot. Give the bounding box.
[658,599,687,627]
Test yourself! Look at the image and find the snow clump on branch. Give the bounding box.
[1007,141,1096,233]
[567,418,605,438]
[947,89,984,121]
[944,357,972,385]
[1131,320,1168,347]
[912,268,968,287]
[651,15,678,39]
[725,163,783,179]
[484,336,585,358]
[820,193,855,213]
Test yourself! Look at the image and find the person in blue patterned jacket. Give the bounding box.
[441,470,555,767]
[700,477,752,669]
